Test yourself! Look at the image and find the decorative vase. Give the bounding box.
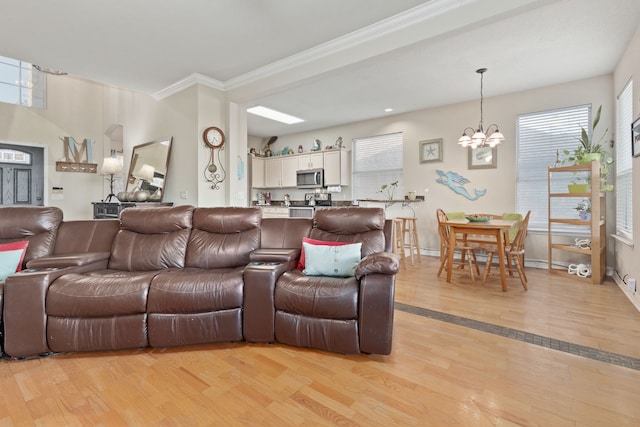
[578,211,590,221]
[577,153,601,164]
[134,190,150,202]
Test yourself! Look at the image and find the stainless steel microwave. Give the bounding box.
[296,168,324,188]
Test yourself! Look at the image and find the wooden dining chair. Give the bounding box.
[436,208,480,283]
[481,210,531,290]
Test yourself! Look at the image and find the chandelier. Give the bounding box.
[458,68,504,149]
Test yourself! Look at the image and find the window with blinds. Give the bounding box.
[616,80,633,239]
[516,105,591,232]
[0,55,46,108]
[352,132,404,200]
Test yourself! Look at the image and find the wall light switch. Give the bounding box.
[51,188,64,200]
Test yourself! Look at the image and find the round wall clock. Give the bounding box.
[203,126,225,149]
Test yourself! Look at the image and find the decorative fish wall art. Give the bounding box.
[435,169,487,201]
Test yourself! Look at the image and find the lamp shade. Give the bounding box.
[100,157,124,175]
[136,164,155,181]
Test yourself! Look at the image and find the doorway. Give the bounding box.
[0,143,45,206]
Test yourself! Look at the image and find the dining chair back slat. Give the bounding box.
[436,208,480,283]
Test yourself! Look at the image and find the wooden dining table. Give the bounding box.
[441,218,517,291]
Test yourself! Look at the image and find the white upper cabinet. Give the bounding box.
[323,150,351,186]
[251,157,266,188]
[298,152,324,170]
[250,150,351,189]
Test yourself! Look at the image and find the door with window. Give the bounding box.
[0,143,44,206]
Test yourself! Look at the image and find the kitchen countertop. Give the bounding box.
[253,201,352,207]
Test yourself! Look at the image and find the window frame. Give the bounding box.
[515,104,592,233]
[352,132,404,201]
[615,79,633,240]
[0,55,46,108]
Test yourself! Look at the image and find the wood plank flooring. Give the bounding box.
[2,256,640,426]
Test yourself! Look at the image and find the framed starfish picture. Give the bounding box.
[419,138,443,163]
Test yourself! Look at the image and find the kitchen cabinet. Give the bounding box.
[265,157,282,187]
[251,156,265,188]
[298,152,324,170]
[547,161,605,284]
[264,156,298,188]
[251,149,351,189]
[281,156,298,187]
[324,150,351,186]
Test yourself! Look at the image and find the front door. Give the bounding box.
[0,143,44,206]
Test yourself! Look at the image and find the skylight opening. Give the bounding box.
[247,106,304,124]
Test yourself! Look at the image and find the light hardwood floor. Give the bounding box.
[2,256,640,426]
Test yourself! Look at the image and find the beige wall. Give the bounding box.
[264,75,614,264]
[0,76,113,219]
[1,78,233,218]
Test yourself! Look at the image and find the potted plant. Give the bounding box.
[575,199,591,221]
[378,181,398,200]
[562,105,614,192]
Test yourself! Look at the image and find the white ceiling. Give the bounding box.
[2,0,640,138]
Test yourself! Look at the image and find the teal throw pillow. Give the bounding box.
[0,248,25,282]
[302,241,362,277]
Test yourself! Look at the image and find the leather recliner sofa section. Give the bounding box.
[0,206,64,354]
[2,205,399,358]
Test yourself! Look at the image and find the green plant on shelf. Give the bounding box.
[561,105,614,191]
[378,181,398,200]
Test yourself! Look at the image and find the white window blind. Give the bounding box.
[616,80,633,239]
[516,105,591,231]
[352,132,404,200]
[0,56,46,108]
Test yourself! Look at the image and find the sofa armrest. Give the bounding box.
[250,248,300,264]
[3,260,110,358]
[355,252,400,280]
[26,252,110,269]
[358,273,396,355]
[243,261,293,343]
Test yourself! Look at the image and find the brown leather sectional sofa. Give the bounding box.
[0,205,399,358]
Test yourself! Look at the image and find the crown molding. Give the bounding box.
[153,0,467,98]
[152,73,226,100]
[225,0,467,90]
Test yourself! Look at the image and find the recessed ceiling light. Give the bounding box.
[384,108,393,113]
[247,106,304,124]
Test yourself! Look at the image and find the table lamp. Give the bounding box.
[100,157,124,202]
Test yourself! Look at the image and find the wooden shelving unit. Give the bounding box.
[548,161,605,284]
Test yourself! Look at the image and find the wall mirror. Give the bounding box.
[124,137,173,202]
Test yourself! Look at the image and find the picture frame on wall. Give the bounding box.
[468,146,497,169]
[419,138,443,163]
[632,116,640,158]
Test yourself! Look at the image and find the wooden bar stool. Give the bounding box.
[397,217,421,265]
[392,218,405,261]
